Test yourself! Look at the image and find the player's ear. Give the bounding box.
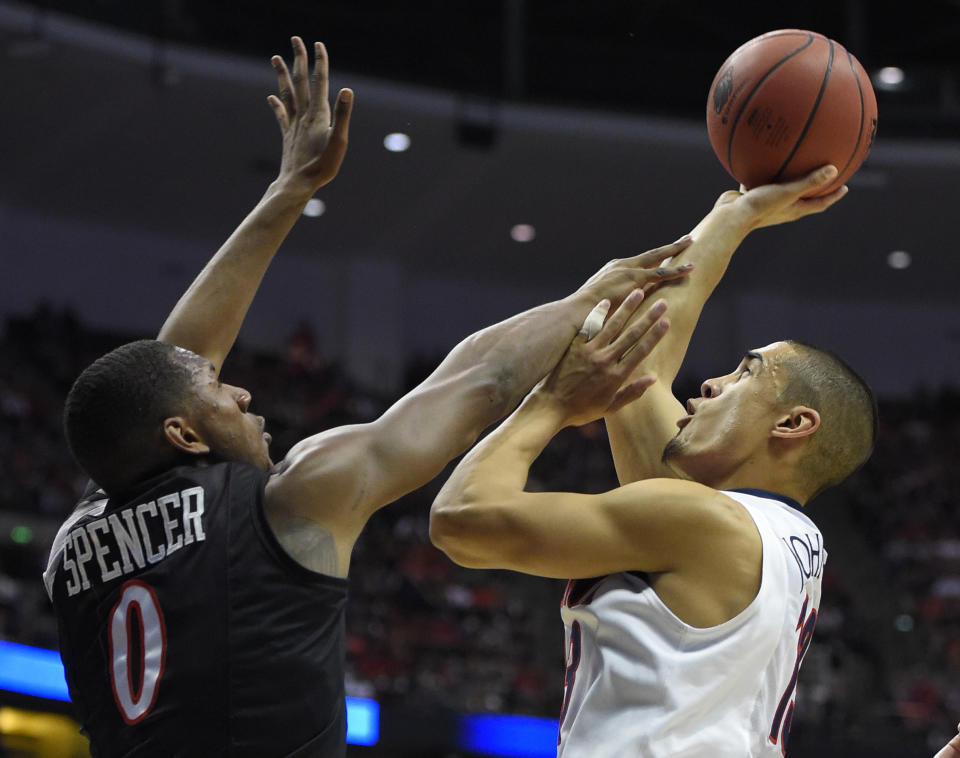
[163,417,211,455]
[771,406,820,439]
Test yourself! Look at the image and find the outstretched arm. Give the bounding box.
[157,37,353,373]
[604,165,848,484]
[264,243,693,575]
[428,291,759,621]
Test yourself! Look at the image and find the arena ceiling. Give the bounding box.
[20,0,960,137]
[1,0,959,305]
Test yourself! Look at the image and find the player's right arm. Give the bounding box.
[604,165,848,484]
[263,242,694,577]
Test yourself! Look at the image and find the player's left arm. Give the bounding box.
[156,37,353,373]
[429,289,757,578]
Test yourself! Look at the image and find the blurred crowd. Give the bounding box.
[1,306,959,749]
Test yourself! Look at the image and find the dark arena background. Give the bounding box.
[1,1,960,756]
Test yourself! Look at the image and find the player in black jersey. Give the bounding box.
[43,36,694,757]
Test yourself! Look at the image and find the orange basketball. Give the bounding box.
[706,29,878,196]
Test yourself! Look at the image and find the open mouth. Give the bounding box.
[677,399,698,429]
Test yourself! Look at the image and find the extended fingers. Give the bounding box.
[301,89,354,185]
[330,89,354,143]
[610,374,658,412]
[785,164,838,197]
[309,41,330,120]
[591,290,641,344]
[271,38,337,131]
[271,54,295,120]
[649,261,694,285]
[610,299,669,363]
[290,36,311,116]
[600,301,670,413]
[267,93,290,131]
[633,235,693,268]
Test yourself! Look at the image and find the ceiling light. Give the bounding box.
[887,250,911,269]
[303,198,325,217]
[874,66,905,90]
[510,224,536,243]
[383,133,411,152]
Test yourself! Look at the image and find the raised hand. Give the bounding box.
[576,237,694,309]
[538,291,670,428]
[714,164,848,232]
[268,37,354,191]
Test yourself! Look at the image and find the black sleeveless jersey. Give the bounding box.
[43,462,349,758]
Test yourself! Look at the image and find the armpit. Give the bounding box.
[264,509,342,577]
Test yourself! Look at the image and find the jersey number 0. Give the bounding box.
[108,580,167,724]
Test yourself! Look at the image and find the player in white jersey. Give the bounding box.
[431,164,877,757]
[558,489,823,756]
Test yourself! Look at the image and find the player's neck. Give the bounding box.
[701,459,809,507]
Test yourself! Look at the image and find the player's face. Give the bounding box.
[663,342,792,485]
[177,351,273,470]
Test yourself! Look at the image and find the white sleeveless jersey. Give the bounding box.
[557,489,825,758]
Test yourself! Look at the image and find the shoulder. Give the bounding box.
[607,481,763,625]
[608,478,762,568]
[638,480,763,568]
[622,478,756,530]
[263,425,377,527]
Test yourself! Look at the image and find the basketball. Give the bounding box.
[706,29,878,196]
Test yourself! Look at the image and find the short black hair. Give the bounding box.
[779,340,879,497]
[64,340,195,493]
